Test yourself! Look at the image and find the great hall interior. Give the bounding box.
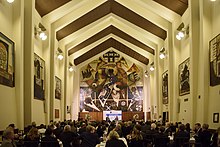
[0,0,220,134]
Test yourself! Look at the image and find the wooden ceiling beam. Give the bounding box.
[68,25,155,56]
[74,38,149,66]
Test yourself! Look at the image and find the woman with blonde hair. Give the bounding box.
[128,126,144,147]
[106,130,126,147]
[23,127,40,147]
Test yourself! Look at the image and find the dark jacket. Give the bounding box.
[80,132,100,147]
[106,139,126,147]
[60,131,78,147]
[41,135,59,147]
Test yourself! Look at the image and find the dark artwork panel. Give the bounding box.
[0,32,15,87]
[55,76,61,99]
[79,50,143,112]
[162,70,168,104]
[34,53,45,100]
[210,33,220,86]
[179,58,190,96]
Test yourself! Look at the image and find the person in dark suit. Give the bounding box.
[79,125,100,147]
[194,123,203,147]
[128,126,144,147]
[173,124,190,147]
[41,128,59,147]
[106,130,126,147]
[210,127,220,147]
[164,122,172,136]
[79,123,87,135]
[154,127,169,147]
[199,124,212,147]
[60,125,78,147]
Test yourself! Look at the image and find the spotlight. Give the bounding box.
[150,62,155,71]
[159,47,166,59]
[57,48,64,60]
[34,23,47,41]
[145,70,149,77]
[176,23,189,40]
[7,0,14,3]
[69,62,74,72]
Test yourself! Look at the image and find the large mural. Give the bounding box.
[80,50,143,112]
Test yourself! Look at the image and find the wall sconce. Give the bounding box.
[57,48,64,60]
[159,47,166,59]
[176,22,189,40]
[34,23,47,40]
[149,62,155,71]
[69,62,74,72]
[6,0,14,3]
[145,70,149,78]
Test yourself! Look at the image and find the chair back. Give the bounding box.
[154,136,170,147]
[174,137,190,147]
[40,140,59,147]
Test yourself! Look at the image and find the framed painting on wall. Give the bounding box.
[179,58,190,96]
[162,70,168,104]
[55,76,61,99]
[210,33,220,86]
[213,113,219,123]
[34,53,45,100]
[55,109,59,119]
[0,32,15,87]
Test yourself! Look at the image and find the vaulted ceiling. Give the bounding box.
[35,0,188,66]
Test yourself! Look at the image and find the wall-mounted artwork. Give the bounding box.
[210,33,220,86]
[179,58,190,96]
[79,50,143,112]
[0,32,15,87]
[55,109,59,119]
[162,70,168,104]
[213,113,219,123]
[55,76,61,99]
[34,53,45,100]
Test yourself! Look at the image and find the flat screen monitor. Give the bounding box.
[103,110,122,121]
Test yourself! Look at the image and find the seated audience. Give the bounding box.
[106,130,126,147]
[80,125,100,147]
[154,126,169,147]
[199,123,212,147]
[53,123,63,139]
[60,125,78,147]
[128,126,144,147]
[41,128,59,147]
[173,124,190,147]
[164,122,172,136]
[1,127,17,147]
[23,127,40,147]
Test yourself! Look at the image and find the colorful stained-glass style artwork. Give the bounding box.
[80,50,143,112]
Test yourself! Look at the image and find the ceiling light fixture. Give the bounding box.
[69,62,74,72]
[57,48,64,60]
[210,0,216,1]
[34,23,47,41]
[176,22,189,41]
[150,62,155,71]
[7,0,14,3]
[159,47,166,59]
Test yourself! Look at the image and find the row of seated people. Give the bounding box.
[1,120,220,147]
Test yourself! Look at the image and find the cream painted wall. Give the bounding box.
[0,0,23,130]
[32,10,47,125]
[208,1,220,128]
